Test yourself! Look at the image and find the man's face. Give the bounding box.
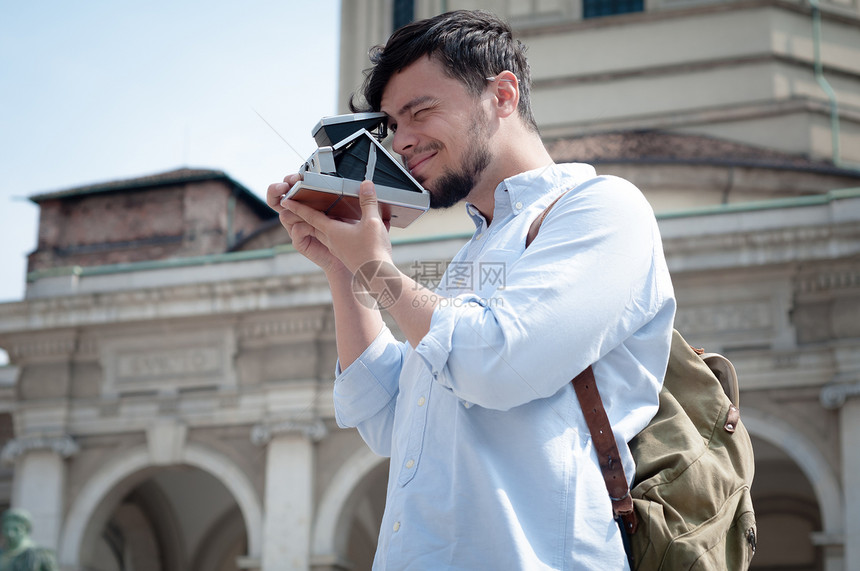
[380,56,492,208]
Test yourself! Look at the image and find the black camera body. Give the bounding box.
[283,113,429,228]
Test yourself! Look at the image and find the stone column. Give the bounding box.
[253,419,326,571]
[839,395,860,571]
[1,434,78,551]
[821,380,860,571]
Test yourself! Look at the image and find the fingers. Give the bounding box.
[278,208,303,231]
[281,197,339,249]
[266,173,303,211]
[358,180,382,223]
[281,210,325,247]
[267,182,290,211]
[282,212,312,240]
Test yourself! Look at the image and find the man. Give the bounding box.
[268,10,675,570]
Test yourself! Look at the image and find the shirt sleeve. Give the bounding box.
[415,175,671,411]
[333,326,407,456]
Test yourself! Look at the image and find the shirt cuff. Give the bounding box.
[333,327,403,428]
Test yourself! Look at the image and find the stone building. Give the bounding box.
[0,1,859,570]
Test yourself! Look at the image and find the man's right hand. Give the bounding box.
[267,174,388,368]
[266,174,349,278]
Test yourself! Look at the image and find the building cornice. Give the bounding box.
[534,53,860,91]
[539,98,860,143]
[513,0,860,38]
[660,188,860,272]
[1,192,857,335]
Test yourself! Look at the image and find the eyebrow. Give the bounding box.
[390,95,436,119]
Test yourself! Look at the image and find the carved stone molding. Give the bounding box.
[0,434,79,465]
[795,267,860,296]
[663,220,860,272]
[4,272,332,333]
[251,418,328,446]
[664,226,836,257]
[673,299,772,336]
[100,328,237,396]
[3,332,78,363]
[238,312,327,345]
[820,381,860,410]
[75,335,100,360]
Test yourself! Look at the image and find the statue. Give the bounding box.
[0,509,58,571]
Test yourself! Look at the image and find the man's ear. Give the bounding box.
[489,70,519,119]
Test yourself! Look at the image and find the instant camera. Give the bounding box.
[283,112,430,228]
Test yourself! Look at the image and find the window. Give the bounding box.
[583,0,643,19]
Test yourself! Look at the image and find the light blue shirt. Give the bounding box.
[334,163,676,570]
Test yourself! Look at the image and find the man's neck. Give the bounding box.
[468,133,554,224]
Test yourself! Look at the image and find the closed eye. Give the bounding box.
[413,107,433,120]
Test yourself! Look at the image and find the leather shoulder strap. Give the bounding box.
[573,367,638,533]
[525,192,568,248]
[526,192,639,533]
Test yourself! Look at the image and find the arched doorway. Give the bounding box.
[341,460,388,571]
[744,408,843,571]
[750,435,823,571]
[83,465,247,571]
[60,444,262,570]
[312,448,388,571]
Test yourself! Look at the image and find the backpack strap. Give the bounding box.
[573,366,638,533]
[527,194,639,535]
[525,192,567,248]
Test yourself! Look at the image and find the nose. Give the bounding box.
[391,124,417,157]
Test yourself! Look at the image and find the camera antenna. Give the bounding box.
[252,108,306,163]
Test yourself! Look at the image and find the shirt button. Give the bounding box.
[515,201,524,210]
[393,521,401,532]
[417,396,426,406]
[406,459,415,469]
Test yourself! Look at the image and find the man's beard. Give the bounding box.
[426,113,491,210]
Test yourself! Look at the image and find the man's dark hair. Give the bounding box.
[350,10,539,133]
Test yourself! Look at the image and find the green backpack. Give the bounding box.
[528,199,758,570]
[571,330,757,570]
[631,330,757,569]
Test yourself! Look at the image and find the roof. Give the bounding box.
[29,167,275,218]
[22,186,860,289]
[545,131,860,177]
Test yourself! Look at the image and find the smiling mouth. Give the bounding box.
[408,153,436,176]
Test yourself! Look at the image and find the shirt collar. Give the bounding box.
[464,162,598,228]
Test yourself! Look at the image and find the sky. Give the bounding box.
[0,0,341,305]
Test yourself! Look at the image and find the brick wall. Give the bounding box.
[28,178,275,272]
